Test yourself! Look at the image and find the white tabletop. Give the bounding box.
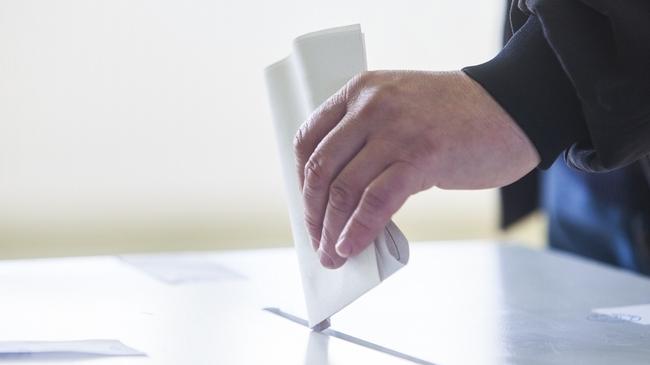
[1,242,649,365]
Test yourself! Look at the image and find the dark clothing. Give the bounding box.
[462,0,650,274]
[465,0,650,172]
[465,15,590,169]
[543,159,650,275]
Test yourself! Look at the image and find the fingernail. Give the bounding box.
[335,240,352,258]
[318,249,335,268]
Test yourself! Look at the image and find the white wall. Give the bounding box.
[0,0,505,256]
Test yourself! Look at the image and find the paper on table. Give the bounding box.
[264,24,409,328]
[0,340,145,356]
[592,303,650,325]
[119,254,246,285]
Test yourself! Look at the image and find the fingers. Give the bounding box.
[301,113,367,252]
[317,142,393,269]
[335,162,423,259]
[294,85,349,189]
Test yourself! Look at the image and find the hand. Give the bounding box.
[294,70,540,269]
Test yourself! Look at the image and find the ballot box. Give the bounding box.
[1,242,649,364]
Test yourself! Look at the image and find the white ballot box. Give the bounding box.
[0,242,649,364]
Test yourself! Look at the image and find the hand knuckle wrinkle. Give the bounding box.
[328,181,354,213]
[363,188,388,212]
[304,157,326,189]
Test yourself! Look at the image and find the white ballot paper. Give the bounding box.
[264,24,409,328]
[592,303,650,325]
[119,254,246,284]
[0,340,145,356]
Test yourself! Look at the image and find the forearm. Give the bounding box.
[462,15,589,169]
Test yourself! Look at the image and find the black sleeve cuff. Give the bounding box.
[462,15,589,169]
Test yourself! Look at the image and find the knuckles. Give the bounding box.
[303,154,328,191]
[361,187,389,214]
[368,82,400,105]
[328,179,356,213]
[347,70,375,92]
[353,80,401,122]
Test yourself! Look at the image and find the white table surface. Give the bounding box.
[1,242,649,365]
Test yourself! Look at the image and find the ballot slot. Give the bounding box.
[263,307,435,365]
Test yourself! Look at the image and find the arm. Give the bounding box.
[463,15,589,169]
[294,0,650,269]
[467,0,650,171]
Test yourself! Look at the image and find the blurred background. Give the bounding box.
[0,0,545,259]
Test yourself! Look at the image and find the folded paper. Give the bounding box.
[264,24,409,328]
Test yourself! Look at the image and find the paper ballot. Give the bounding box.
[0,340,144,356]
[592,304,650,325]
[264,24,409,328]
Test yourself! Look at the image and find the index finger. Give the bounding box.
[335,162,423,258]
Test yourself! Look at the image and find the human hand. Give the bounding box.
[294,70,540,269]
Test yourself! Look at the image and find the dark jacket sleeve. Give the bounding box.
[464,0,650,172]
